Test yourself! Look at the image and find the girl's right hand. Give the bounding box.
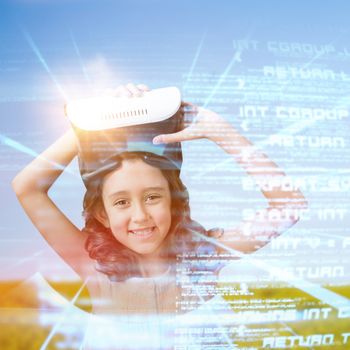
[105,83,150,98]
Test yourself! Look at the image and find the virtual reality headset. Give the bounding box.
[65,87,183,187]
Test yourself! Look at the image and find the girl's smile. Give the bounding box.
[128,226,156,238]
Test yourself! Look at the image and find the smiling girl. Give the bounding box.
[12,83,307,349]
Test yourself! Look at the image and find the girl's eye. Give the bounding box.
[145,194,161,202]
[114,199,129,207]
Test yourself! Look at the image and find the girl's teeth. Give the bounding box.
[130,228,153,236]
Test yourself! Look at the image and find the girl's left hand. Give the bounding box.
[153,102,230,144]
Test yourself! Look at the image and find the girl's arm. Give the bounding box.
[12,129,94,279]
[153,105,307,254]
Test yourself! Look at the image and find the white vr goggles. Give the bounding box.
[65,87,183,187]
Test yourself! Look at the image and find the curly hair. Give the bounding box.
[82,152,207,282]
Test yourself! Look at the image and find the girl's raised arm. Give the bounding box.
[12,129,94,279]
[153,105,308,254]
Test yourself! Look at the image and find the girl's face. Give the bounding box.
[98,159,172,257]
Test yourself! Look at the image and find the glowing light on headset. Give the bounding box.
[65,87,181,131]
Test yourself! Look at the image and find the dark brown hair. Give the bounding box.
[82,152,207,281]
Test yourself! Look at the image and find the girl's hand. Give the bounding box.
[105,83,150,98]
[153,102,230,144]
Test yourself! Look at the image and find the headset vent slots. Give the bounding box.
[101,109,148,120]
[66,87,180,131]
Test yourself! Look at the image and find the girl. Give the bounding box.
[12,83,306,349]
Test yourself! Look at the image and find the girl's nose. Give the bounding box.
[131,202,150,223]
